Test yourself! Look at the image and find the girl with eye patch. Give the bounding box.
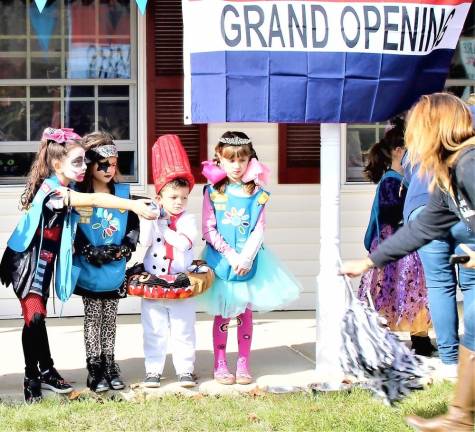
[73,131,138,393]
[0,127,156,403]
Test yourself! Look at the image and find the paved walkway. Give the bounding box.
[0,311,446,401]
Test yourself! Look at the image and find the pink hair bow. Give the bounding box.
[242,158,270,185]
[201,160,227,184]
[42,127,81,143]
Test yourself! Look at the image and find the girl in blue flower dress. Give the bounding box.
[199,131,301,385]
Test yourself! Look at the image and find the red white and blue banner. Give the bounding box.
[183,0,471,123]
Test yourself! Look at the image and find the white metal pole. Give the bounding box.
[314,123,346,386]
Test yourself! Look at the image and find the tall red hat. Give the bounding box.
[152,134,195,194]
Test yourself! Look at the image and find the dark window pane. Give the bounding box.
[118,151,134,176]
[449,3,475,80]
[30,101,61,141]
[0,153,35,179]
[98,85,129,97]
[31,86,61,98]
[0,0,26,36]
[0,39,27,51]
[98,100,129,139]
[31,56,61,79]
[65,86,94,98]
[31,37,61,52]
[0,58,27,79]
[0,101,26,141]
[0,87,26,98]
[64,100,94,136]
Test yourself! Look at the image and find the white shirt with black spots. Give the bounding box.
[139,211,197,275]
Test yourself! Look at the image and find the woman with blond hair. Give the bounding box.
[341,93,475,431]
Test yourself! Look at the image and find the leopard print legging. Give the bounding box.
[83,297,119,358]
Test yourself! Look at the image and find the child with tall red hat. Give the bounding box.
[139,134,198,388]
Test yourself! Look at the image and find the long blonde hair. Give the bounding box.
[405,93,475,193]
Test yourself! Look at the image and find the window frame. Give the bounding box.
[0,0,139,186]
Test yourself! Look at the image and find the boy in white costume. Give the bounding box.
[140,135,197,388]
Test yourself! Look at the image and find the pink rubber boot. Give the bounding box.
[213,315,235,385]
[236,308,253,385]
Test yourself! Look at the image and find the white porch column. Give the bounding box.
[314,123,346,385]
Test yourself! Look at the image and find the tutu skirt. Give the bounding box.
[197,248,302,318]
[358,224,430,333]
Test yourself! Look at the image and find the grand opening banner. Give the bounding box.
[183,0,471,124]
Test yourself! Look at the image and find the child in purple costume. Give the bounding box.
[358,121,432,355]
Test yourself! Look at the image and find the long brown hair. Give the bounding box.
[214,131,258,195]
[78,131,123,193]
[20,138,83,210]
[405,93,475,192]
[363,119,405,183]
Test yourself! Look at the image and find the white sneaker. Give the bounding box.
[435,362,458,382]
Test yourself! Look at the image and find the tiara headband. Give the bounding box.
[218,136,251,146]
[90,144,118,159]
[42,127,81,143]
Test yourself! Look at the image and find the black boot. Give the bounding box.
[86,356,109,393]
[24,375,42,403]
[102,354,125,390]
[411,335,437,357]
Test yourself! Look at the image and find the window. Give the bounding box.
[146,0,207,184]
[0,0,137,184]
[345,3,475,183]
[278,124,320,183]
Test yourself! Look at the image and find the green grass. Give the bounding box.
[0,382,453,431]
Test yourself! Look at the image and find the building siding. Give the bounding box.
[0,123,373,318]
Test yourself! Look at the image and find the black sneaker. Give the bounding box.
[143,372,161,388]
[24,376,42,403]
[177,373,197,388]
[411,336,437,357]
[40,368,73,394]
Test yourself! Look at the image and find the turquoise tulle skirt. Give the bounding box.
[197,248,302,318]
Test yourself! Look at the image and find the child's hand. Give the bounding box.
[133,199,157,220]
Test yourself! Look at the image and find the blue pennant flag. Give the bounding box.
[30,1,58,52]
[135,0,148,15]
[34,0,47,13]
[35,0,147,14]
[183,0,471,124]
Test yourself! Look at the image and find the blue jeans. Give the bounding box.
[410,207,475,363]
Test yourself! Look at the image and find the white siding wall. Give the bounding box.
[0,123,374,318]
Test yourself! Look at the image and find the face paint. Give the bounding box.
[62,146,86,183]
[97,160,117,173]
[92,156,118,185]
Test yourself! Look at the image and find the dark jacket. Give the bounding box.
[370,146,475,267]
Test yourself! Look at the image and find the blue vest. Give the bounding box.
[74,184,130,293]
[364,170,403,251]
[203,184,269,281]
[7,175,80,302]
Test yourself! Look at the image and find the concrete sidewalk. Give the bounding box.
[0,311,320,401]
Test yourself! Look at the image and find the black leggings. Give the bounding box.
[22,317,54,378]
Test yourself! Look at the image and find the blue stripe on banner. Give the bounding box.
[190,49,454,123]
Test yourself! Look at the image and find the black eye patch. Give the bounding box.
[97,160,112,173]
